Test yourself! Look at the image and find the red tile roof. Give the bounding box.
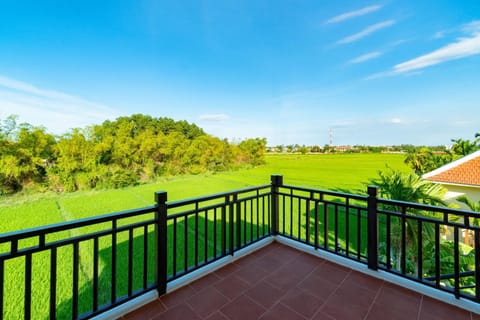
[423,150,480,187]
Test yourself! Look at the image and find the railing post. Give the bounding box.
[155,191,168,296]
[367,186,378,270]
[271,175,283,236]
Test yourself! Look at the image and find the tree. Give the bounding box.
[404,147,452,175]
[238,138,267,166]
[370,169,447,273]
[456,196,480,246]
[451,138,478,156]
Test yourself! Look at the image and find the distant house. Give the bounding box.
[422,150,480,208]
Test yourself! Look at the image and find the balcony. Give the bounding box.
[121,241,476,320]
[1,175,480,319]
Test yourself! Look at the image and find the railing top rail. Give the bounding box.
[378,198,480,218]
[281,184,368,201]
[166,184,271,209]
[0,205,157,242]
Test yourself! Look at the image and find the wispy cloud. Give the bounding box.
[326,5,382,24]
[199,114,230,121]
[349,51,383,64]
[433,30,446,39]
[337,20,396,44]
[0,75,121,133]
[394,21,480,73]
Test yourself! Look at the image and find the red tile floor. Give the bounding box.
[122,242,479,320]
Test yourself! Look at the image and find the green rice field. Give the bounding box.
[0,153,409,319]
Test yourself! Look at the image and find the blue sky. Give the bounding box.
[1,1,479,146]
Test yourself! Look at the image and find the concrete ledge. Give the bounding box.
[274,235,480,315]
[91,290,158,320]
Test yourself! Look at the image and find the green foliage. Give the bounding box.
[0,114,266,194]
[404,147,452,175]
[238,138,267,165]
[450,137,479,156]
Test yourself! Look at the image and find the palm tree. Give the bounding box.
[456,196,480,246]
[370,169,447,273]
[450,138,478,156]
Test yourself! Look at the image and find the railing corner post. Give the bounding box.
[367,186,378,270]
[155,191,168,296]
[271,175,283,236]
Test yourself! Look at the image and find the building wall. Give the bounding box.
[442,184,480,210]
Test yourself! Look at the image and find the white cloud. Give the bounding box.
[394,20,480,73]
[390,117,402,124]
[337,20,396,44]
[199,113,230,121]
[0,75,121,134]
[433,30,446,39]
[326,5,382,24]
[394,36,480,73]
[349,51,382,64]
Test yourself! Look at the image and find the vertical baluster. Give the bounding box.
[25,254,32,320]
[243,202,247,244]
[324,202,328,250]
[345,198,350,256]
[314,200,319,250]
[357,208,361,260]
[454,227,460,298]
[222,196,227,256]
[236,195,241,249]
[49,248,57,320]
[306,199,310,245]
[282,194,286,235]
[386,214,391,269]
[0,258,4,320]
[290,190,293,237]
[173,218,177,277]
[184,216,188,272]
[435,223,440,288]
[475,230,480,300]
[250,199,254,242]
[334,204,339,252]
[128,228,134,296]
[418,221,423,281]
[0,259,5,320]
[297,198,301,240]
[262,195,266,236]
[401,207,406,274]
[93,238,99,311]
[195,204,199,268]
[257,191,260,239]
[143,225,148,289]
[72,242,79,319]
[214,208,217,259]
[111,220,117,304]
[204,210,208,263]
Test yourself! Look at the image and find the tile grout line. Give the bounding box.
[308,269,353,320]
[362,280,386,320]
[416,295,424,320]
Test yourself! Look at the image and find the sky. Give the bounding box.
[0,0,479,146]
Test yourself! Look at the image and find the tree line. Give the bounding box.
[0,114,267,194]
[404,133,480,175]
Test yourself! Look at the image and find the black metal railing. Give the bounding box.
[1,174,479,319]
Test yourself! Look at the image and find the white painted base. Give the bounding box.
[274,235,480,315]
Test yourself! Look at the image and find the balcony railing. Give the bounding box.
[0,175,479,319]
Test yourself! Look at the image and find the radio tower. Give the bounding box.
[329,128,333,146]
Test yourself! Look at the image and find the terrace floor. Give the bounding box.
[121,241,479,320]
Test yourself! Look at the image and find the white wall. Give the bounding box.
[442,184,480,210]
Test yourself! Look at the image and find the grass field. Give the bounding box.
[1,153,409,232]
[0,153,410,319]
